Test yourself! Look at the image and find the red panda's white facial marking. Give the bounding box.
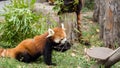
[54,37,67,44]
[54,38,61,43]
[61,38,67,44]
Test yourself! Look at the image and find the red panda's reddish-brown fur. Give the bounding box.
[0,26,71,66]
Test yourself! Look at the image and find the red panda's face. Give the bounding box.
[47,24,67,44]
[52,28,66,44]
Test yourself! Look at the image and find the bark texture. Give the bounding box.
[93,0,120,48]
[59,13,79,43]
[92,1,120,67]
[93,0,100,22]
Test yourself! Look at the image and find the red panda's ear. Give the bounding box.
[61,23,66,30]
[47,28,55,38]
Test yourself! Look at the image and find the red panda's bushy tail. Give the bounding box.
[0,48,16,58]
[0,48,5,57]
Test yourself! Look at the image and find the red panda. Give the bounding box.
[0,24,71,66]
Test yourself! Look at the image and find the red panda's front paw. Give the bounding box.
[46,62,57,66]
[51,63,57,66]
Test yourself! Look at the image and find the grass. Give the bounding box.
[0,45,95,68]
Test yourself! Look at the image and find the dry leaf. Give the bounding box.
[71,53,76,57]
[84,48,87,54]
[91,35,94,38]
[90,21,93,24]
[96,29,100,32]
[77,66,81,68]
[46,66,52,68]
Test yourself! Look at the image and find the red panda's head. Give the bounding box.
[47,24,67,44]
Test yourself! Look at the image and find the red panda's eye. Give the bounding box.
[61,39,63,40]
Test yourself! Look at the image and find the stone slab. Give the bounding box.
[87,47,113,60]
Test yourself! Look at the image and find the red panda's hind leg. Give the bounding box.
[15,52,33,63]
[15,52,41,63]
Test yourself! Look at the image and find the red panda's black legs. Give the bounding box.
[43,38,56,66]
[16,52,32,63]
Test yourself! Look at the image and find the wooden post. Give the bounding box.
[59,13,78,42]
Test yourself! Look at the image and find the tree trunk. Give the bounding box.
[93,0,120,48]
[93,0,100,22]
[59,13,78,43]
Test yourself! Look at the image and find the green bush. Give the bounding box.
[0,0,39,47]
[0,0,57,48]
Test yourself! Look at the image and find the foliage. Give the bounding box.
[53,0,79,13]
[53,0,94,13]
[84,0,94,10]
[0,0,58,48]
[53,0,64,12]
[0,0,38,47]
[9,0,36,8]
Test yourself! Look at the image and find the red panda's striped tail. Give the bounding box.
[0,48,16,58]
[0,48,5,57]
